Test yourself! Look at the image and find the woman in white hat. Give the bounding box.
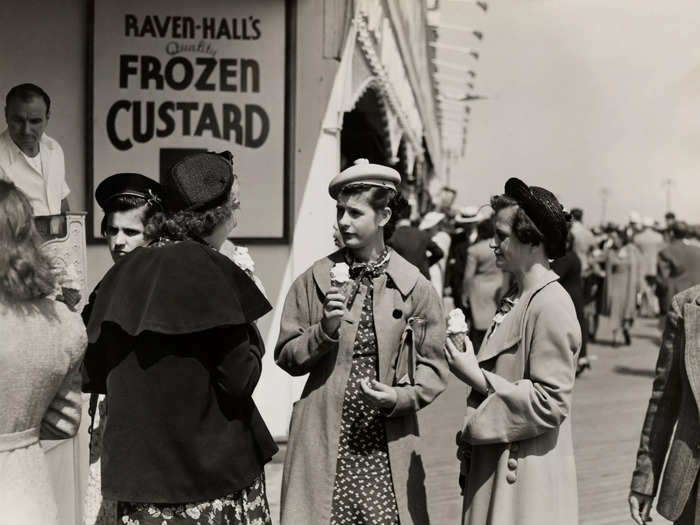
[275,159,448,525]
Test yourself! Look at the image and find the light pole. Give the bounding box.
[600,187,610,225]
[661,177,675,213]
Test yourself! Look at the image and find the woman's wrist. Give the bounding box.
[473,368,491,395]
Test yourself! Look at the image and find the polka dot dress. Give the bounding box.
[330,273,400,525]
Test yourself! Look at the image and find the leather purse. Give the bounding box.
[393,316,426,386]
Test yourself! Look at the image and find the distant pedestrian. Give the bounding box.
[446,206,481,314]
[629,284,700,525]
[445,178,580,525]
[633,217,664,317]
[461,216,504,351]
[552,231,588,374]
[388,195,443,279]
[657,221,700,316]
[570,207,594,274]
[603,228,641,346]
[420,211,449,296]
[276,159,447,525]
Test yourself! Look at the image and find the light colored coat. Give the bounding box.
[604,244,641,328]
[275,250,448,525]
[0,299,86,524]
[460,271,581,525]
[462,238,504,331]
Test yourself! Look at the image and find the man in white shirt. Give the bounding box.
[0,83,69,215]
[570,208,594,273]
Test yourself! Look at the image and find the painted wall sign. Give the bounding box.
[90,0,290,242]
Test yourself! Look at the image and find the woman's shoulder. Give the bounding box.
[26,299,87,361]
[528,281,577,323]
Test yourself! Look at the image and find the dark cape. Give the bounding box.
[85,240,270,343]
[81,240,278,503]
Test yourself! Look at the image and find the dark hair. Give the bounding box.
[338,184,400,240]
[6,83,51,114]
[145,177,239,242]
[393,192,411,221]
[490,194,556,256]
[665,211,676,220]
[0,181,56,301]
[670,221,688,240]
[571,208,583,222]
[100,195,160,236]
[476,217,494,240]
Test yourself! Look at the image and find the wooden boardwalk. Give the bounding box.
[266,317,671,524]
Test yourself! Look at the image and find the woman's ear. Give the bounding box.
[377,206,392,228]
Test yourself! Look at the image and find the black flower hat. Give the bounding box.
[164,151,235,212]
[504,177,570,258]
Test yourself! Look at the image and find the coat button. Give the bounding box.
[392,309,402,319]
[506,471,517,484]
[507,458,518,470]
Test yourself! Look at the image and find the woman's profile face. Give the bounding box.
[105,205,148,262]
[336,190,388,251]
[490,205,530,273]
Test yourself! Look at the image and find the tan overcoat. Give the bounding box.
[275,250,447,525]
[461,271,581,525]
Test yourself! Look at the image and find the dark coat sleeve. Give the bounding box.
[207,324,265,400]
[426,239,444,267]
[630,295,684,496]
[80,284,106,394]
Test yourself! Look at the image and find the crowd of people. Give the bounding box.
[401,194,700,378]
[1,81,700,525]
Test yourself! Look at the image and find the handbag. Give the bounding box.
[393,316,426,386]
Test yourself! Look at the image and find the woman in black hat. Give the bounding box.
[275,159,447,525]
[83,172,164,525]
[445,178,581,525]
[82,152,277,525]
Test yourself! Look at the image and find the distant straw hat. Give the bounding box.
[419,211,445,230]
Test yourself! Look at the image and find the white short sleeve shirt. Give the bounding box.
[0,129,69,216]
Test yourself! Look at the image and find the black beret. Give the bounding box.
[504,177,569,258]
[95,173,163,211]
[164,152,234,212]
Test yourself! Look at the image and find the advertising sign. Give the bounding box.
[90,0,289,242]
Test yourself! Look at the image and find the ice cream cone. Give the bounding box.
[449,331,467,352]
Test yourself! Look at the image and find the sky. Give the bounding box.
[443,0,700,226]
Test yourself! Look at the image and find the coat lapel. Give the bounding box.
[477,272,560,364]
[476,299,524,364]
[683,300,700,413]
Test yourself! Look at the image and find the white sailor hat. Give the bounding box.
[328,158,401,199]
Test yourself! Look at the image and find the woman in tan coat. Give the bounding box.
[275,159,447,525]
[445,178,581,525]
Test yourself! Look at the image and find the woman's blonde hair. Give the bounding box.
[0,181,56,300]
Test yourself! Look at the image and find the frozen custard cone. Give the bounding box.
[447,308,469,351]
